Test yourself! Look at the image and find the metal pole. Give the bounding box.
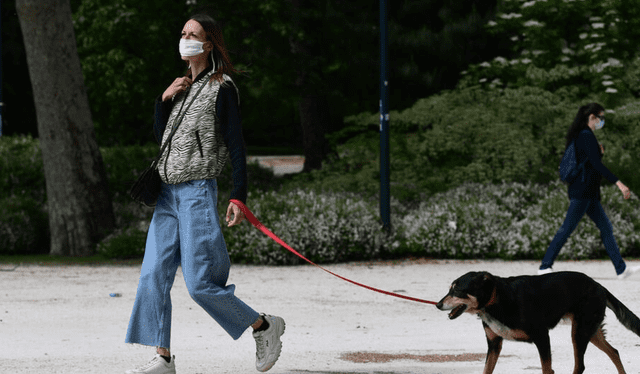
[379,0,390,230]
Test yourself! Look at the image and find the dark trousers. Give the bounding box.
[540,199,626,275]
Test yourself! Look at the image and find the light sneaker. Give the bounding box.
[253,314,285,372]
[125,354,176,374]
[618,265,640,280]
[538,267,554,275]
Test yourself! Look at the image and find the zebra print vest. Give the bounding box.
[157,72,236,185]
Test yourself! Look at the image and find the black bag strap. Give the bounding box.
[575,129,593,165]
[153,77,209,164]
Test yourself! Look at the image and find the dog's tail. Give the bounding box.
[606,290,640,337]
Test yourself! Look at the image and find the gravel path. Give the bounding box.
[2,259,640,373]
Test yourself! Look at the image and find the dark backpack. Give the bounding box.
[559,129,590,184]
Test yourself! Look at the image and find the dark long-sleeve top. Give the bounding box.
[153,66,248,203]
[568,128,618,200]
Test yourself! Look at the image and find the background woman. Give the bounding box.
[125,14,285,374]
[538,103,639,279]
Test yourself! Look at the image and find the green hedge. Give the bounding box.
[320,86,640,200]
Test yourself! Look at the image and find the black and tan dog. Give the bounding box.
[436,271,640,374]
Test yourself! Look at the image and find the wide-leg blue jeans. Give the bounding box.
[540,198,626,275]
[125,179,259,349]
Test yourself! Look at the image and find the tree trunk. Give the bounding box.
[288,0,329,171]
[16,0,115,256]
[299,94,328,171]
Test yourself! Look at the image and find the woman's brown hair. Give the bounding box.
[187,14,238,83]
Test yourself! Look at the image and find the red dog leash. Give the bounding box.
[230,199,437,305]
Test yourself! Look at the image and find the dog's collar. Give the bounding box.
[484,286,498,308]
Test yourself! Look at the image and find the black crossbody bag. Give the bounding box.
[129,81,208,207]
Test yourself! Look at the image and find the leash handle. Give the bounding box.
[230,199,437,305]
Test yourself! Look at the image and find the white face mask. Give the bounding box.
[595,118,605,130]
[179,38,205,57]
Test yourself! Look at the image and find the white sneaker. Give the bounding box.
[253,314,285,372]
[618,265,640,280]
[538,267,554,275]
[125,354,175,374]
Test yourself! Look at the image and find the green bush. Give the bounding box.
[97,227,146,259]
[0,135,45,202]
[322,86,640,201]
[0,195,49,255]
[599,101,640,194]
[0,136,49,254]
[100,143,159,201]
[217,158,284,199]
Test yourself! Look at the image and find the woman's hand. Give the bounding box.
[616,181,631,200]
[226,202,246,227]
[162,76,193,102]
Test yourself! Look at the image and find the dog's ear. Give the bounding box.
[478,272,496,307]
[481,272,495,287]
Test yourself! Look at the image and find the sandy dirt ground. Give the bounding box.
[247,156,304,176]
[2,259,640,373]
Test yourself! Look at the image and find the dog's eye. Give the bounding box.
[451,290,467,298]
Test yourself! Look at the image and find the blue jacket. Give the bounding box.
[568,128,618,200]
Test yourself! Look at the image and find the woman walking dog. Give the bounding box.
[124,14,284,374]
[538,102,639,279]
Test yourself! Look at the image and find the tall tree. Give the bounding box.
[287,0,329,171]
[16,0,115,256]
[199,0,379,170]
[72,0,190,146]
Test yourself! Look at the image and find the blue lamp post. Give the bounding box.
[379,0,390,230]
[0,3,3,137]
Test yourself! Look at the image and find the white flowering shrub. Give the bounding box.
[401,181,640,261]
[221,190,393,265]
[459,0,640,105]
[399,182,545,259]
[600,182,640,256]
[220,182,640,265]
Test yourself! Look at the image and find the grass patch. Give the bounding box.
[0,254,142,266]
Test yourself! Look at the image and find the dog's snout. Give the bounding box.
[435,296,450,310]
